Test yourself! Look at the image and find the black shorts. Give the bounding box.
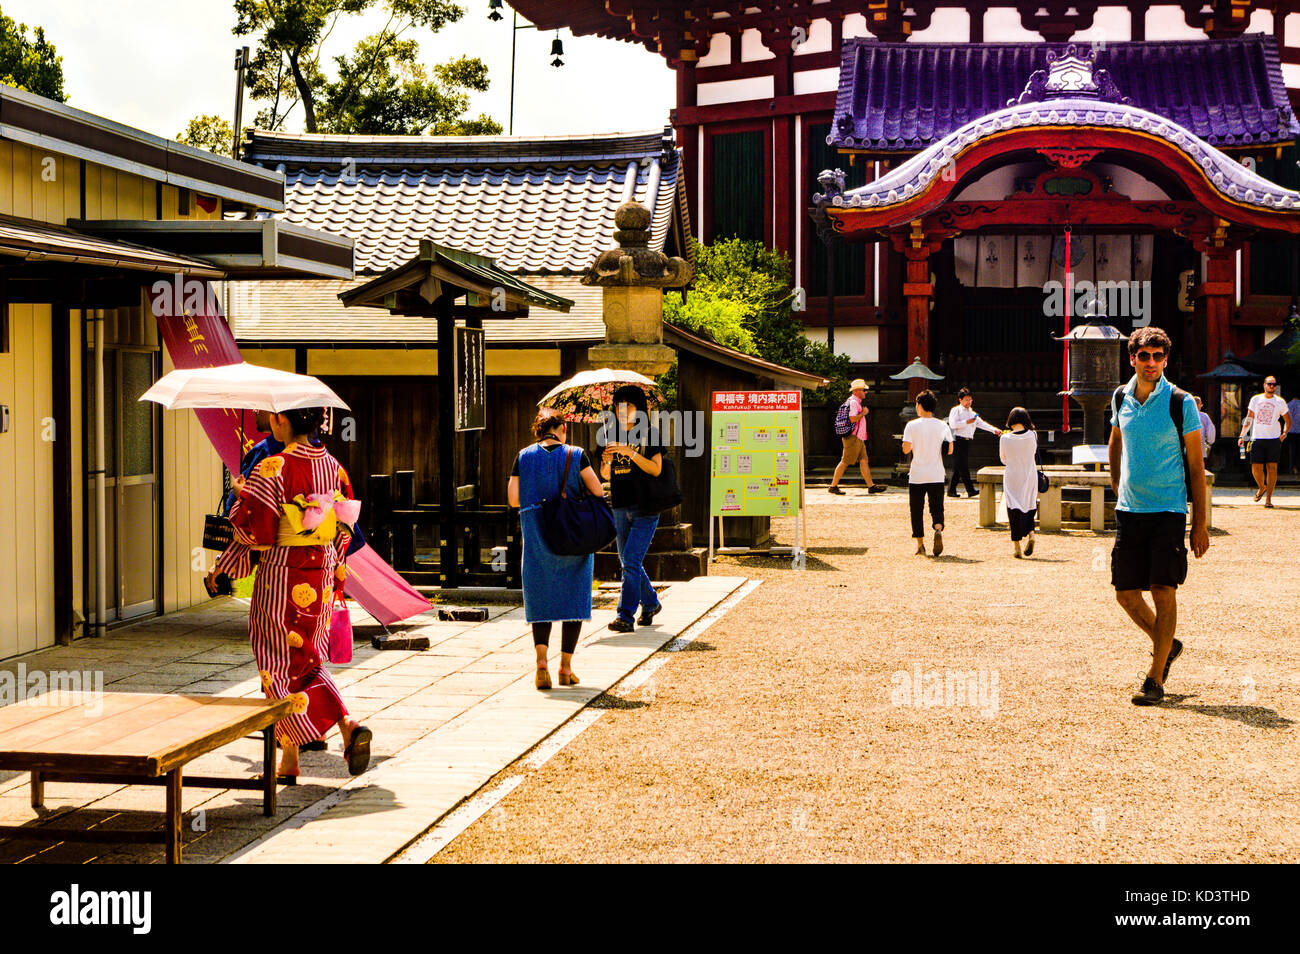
[1250,437,1282,464]
[1111,510,1188,591]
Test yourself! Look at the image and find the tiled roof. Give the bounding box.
[228,276,605,346]
[831,36,1299,153]
[242,129,687,275]
[817,98,1300,214]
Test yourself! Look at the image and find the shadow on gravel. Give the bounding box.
[590,693,649,711]
[928,555,983,564]
[1164,697,1295,728]
[665,640,716,653]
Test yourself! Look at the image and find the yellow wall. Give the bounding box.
[0,305,56,658]
[303,348,561,376]
[159,345,223,614]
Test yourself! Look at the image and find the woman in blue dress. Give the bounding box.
[508,408,606,690]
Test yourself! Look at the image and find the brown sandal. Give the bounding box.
[536,665,552,690]
[557,669,580,687]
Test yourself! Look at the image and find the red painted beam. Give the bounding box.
[672,91,836,126]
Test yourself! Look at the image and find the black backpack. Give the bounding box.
[1112,385,1193,501]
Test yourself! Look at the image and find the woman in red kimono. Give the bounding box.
[226,407,372,778]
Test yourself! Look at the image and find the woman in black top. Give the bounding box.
[600,385,664,633]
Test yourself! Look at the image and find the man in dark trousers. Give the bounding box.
[1109,327,1209,706]
[946,387,1002,497]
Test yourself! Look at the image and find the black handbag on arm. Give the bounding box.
[203,471,236,551]
[635,445,683,515]
[541,446,616,556]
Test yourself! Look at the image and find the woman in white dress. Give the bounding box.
[999,407,1039,558]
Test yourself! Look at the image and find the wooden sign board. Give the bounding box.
[455,326,485,432]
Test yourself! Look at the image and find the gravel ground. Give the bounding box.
[435,489,1300,863]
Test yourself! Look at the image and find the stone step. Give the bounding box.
[594,547,707,582]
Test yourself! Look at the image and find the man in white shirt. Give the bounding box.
[946,387,1002,498]
[902,389,954,556]
[1238,376,1291,507]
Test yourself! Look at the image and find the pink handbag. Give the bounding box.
[328,590,353,664]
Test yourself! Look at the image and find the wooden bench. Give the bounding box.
[0,692,294,863]
[976,466,1215,531]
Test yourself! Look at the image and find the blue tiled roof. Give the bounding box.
[831,36,1299,153]
[242,129,687,274]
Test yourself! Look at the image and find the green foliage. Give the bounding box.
[176,114,235,157]
[665,237,852,404]
[0,9,65,101]
[235,0,500,135]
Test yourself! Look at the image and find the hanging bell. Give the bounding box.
[550,32,564,67]
[487,0,503,21]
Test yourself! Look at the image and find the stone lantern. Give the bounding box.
[1054,320,1127,449]
[582,200,693,376]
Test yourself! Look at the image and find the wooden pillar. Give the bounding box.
[52,304,73,645]
[903,248,933,399]
[771,46,794,255]
[437,295,457,589]
[674,60,698,237]
[464,312,482,576]
[1194,247,1236,372]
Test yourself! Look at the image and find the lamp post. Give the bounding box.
[488,4,564,135]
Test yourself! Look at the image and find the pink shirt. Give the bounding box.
[848,395,868,440]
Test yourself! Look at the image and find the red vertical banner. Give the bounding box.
[1062,228,1072,434]
[149,277,261,472]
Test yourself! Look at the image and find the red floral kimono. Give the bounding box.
[229,442,359,745]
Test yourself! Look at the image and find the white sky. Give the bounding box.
[5,0,676,139]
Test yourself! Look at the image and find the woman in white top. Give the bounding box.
[998,407,1039,558]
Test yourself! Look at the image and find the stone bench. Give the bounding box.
[975,465,1214,532]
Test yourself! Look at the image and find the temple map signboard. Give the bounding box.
[709,390,803,517]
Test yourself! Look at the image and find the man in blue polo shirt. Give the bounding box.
[1109,326,1210,706]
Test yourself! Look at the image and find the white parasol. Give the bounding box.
[140,361,350,412]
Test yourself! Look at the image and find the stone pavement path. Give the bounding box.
[0,576,746,864]
[435,488,1300,863]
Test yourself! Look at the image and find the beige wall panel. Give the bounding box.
[486,350,562,376]
[1,305,55,656]
[0,140,13,215]
[83,163,102,219]
[0,312,15,658]
[11,144,32,219]
[64,154,81,221]
[242,349,297,372]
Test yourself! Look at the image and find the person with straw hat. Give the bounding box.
[829,378,888,495]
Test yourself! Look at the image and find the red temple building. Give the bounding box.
[508,1,1300,412]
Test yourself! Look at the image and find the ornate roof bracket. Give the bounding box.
[1017,1,1099,43]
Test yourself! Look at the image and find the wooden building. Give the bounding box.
[509,1,1300,388]
[0,86,349,659]
[231,129,691,509]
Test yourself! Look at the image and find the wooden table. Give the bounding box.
[0,692,294,863]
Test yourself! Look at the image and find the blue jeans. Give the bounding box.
[613,507,659,623]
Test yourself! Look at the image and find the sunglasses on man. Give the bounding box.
[1265,381,1277,387]
[1135,350,1166,362]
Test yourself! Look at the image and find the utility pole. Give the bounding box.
[232,46,250,160]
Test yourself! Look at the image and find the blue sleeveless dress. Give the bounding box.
[517,442,594,623]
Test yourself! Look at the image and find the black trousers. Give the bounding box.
[1008,507,1037,542]
[533,621,581,654]
[948,436,974,495]
[909,482,945,538]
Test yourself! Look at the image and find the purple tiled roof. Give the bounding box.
[831,36,1299,153]
[242,129,687,275]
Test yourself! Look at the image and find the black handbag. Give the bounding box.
[1035,447,1049,494]
[541,446,616,556]
[203,477,235,551]
[636,446,683,515]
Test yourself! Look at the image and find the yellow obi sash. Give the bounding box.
[276,492,350,548]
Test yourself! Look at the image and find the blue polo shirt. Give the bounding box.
[1113,373,1201,514]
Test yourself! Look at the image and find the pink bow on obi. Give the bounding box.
[300,493,363,531]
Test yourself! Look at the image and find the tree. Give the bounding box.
[234,0,501,135]
[664,237,852,404]
[176,114,236,157]
[0,9,65,101]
